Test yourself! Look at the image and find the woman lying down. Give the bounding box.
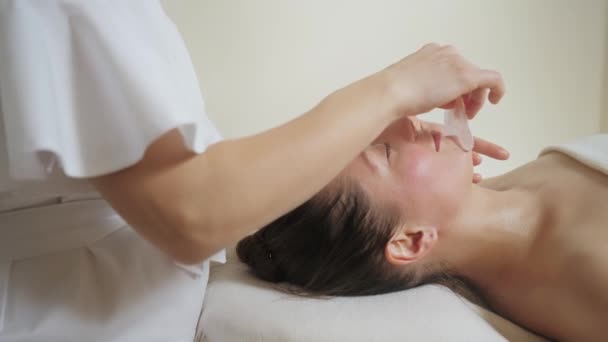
[237,117,607,342]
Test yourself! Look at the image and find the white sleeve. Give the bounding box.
[0,0,222,180]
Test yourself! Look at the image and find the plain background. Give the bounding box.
[162,0,607,176]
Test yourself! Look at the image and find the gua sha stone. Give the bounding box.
[443,98,473,152]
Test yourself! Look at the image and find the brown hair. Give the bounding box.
[237,177,481,301]
[237,178,424,296]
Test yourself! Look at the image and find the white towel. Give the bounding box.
[540,134,608,175]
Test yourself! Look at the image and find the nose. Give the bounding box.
[431,131,442,152]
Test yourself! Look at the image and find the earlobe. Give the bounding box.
[385,226,438,266]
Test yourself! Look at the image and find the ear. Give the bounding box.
[385,225,438,266]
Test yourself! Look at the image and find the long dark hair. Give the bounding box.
[238,177,485,304]
[237,178,422,296]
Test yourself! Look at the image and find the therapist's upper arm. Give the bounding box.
[89,129,214,264]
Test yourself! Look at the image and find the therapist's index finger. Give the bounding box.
[479,69,505,105]
[465,88,488,119]
[472,136,510,160]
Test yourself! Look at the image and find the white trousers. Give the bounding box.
[0,200,209,342]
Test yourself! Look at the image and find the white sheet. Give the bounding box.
[198,249,548,342]
[540,134,608,175]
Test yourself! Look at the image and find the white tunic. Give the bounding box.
[0,1,224,341]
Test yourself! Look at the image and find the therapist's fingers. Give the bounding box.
[466,88,488,118]
[473,136,510,160]
[438,101,454,110]
[472,152,482,166]
[478,69,505,105]
[440,70,504,116]
[472,173,483,183]
[438,97,462,110]
[463,69,504,119]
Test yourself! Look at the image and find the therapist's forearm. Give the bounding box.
[150,74,397,263]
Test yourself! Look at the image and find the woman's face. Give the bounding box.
[342,117,473,227]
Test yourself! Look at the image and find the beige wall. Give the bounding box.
[603,3,608,133]
[162,0,607,176]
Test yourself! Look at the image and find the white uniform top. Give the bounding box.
[0,1,224,341]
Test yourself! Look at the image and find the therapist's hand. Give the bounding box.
[470,137,510,183]
[381,43,505,119]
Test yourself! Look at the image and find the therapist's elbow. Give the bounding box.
[160,205,225,265]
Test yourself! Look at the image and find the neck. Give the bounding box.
[435,184,547,290]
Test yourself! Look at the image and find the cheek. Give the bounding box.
[394,147,472,220]
[397,146,471,183]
